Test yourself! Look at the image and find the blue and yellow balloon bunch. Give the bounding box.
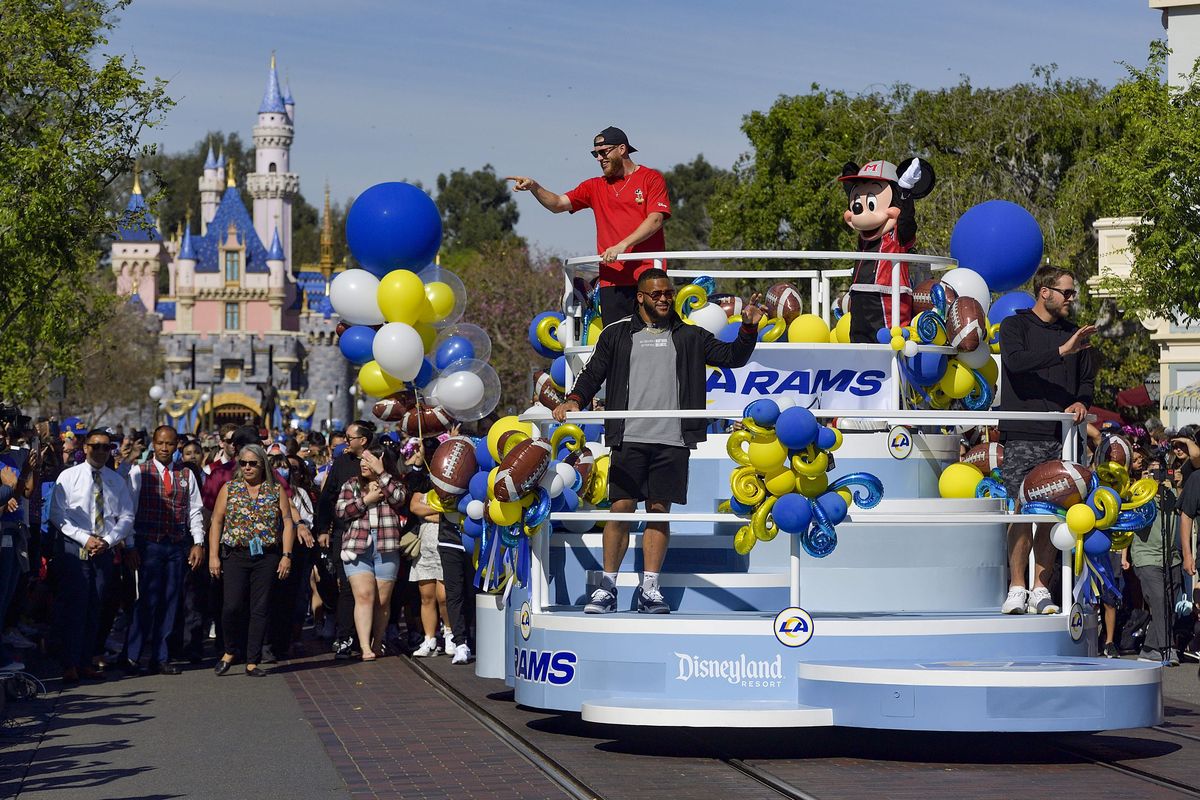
[721,400,883,558]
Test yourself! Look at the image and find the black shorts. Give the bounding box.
[599,285,638,323]
[1000,439,1064,503]
[609,442,690,505]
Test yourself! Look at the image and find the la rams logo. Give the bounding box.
[888,425,913,460]
[1068,602,1084,643]
[519,600,532,641]
[774,606,814,648]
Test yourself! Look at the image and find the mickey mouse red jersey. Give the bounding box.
[848,227,914,343]
[566,166,671,288]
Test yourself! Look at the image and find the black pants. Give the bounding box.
[1135,564,1183,653]
[599,285,637,323]
[330,532,356,645]
[269,545,311,656]
[170,565,212,661]
[221,548,279,664]
[438,546,474,645]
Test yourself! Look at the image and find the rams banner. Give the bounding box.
[705,347,897,411]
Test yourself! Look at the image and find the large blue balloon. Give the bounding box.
[345,182,442,278]
[773,494,813,534]
[468,471,489,501]
[717,321,741,343]
[434,336,475,370]
[949,200,1043,292]
[907,352,948,387]
[776,407,819,450]
[463,516,483,538]
[413,358,436,388]
[528,312,564,359]
[337,325,376,366]
[474,441,496,472]
[550,356,567,389]
[988,291,1035,325]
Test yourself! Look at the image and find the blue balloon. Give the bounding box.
[560,487,580,512]
[460,532,476,552]
[337,325,376,366]
[557,447,573,461]
[907,352,948,387]
[815,492,849,526]
[345,182,442,277]
[475,441,496,472]
[989,291,1035,325]
[550,356,568,389]
[1083,529,1111,556]
[413,358,436,388]
[457,494,472,515]
[463,516,483,538]
[528,312,564,359]
[582,424,604,443]
[949,200,1043,292]
[773,494,813,534]
[717,321,742,343]
[728,497,755,516]
[745,399,781,427]
[468,471,489,501]
[876,327,892,345]
[816,426,838,451]
[776,407,819,450]
[435,336,475,370]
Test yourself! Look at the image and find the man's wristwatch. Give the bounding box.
[281,552,293,559]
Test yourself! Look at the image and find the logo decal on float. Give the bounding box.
[774,606,815,648]
[888,426,913,459]
[673,653,784,687]
[514,648,576,685]
[519,600,532,641]
[1069,603,1084,643]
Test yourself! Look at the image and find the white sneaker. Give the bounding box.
[413,637,439,658]
[1001,587,1028,615]
[1026,587,1060,615]
[1,659,25,672]
[3,628,35,649]
[451,643,474,664]
[444,632,455,655]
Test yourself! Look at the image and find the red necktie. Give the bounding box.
[162,465,173,495]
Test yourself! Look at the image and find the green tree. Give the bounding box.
[61,296,164,422]
[436,165,522,252]
[661,154,729,252]
[0,0,172,403]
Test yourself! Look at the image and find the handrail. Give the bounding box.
[564,250,958,268]
[548,512,1061,524]
[520,408,1077,424]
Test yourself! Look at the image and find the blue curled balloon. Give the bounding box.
[800,502,838,558]
[1020,500,1068,519]
[975,476,1006,500]
[915,311,947,345]
[961,368,994,411]
[523,488,551,528]
[828,473,883,509]
[1109,501,1157,531]
[930,282,949,318]
[691,275,717,295]
[499,522,521,549]
[581,284,601,346]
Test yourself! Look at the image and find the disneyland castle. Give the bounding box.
[111,56,353,431]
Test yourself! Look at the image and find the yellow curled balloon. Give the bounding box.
[1123,477,1158,510]
[551,424,585,455]
[734,525,756,555]
[1096,462,1130,496]
[730,465,767,506]
[424,490,448,513]
[1091,490,1121,530]
[535,315,564,354]
[758,317,786,342]
[790,446,829,479]
[674,284,707,321]
[586,453,610,504]
[751,496,779,542]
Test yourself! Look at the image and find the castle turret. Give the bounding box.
[175,216,198,331]
[215,147,226,187]
[112,163,168,312]
[198,140,222,233]
[247,53,299,275]
[283,80,295,124]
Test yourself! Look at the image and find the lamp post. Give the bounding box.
[325,392,335,433]
[200,391,211,434]
[149,385,164,427]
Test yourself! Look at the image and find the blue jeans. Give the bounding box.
[0,528,22,664]
[126,539,188,664]
[54,541,113,670]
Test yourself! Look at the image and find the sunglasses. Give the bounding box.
[640,289,676,301]
[237,459,262,467]
[85,441,112,450]
[590,145,618,159]
[1046,286,1077,301]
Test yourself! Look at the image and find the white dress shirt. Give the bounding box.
[50,461,135,548]
[127,459,205,545]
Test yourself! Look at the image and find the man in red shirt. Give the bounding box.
[508,126,671,322]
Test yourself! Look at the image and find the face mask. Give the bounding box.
[277,467,290,479]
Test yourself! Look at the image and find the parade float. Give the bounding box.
[333,180,1162,734]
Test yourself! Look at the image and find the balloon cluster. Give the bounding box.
[937,461,1009,506]
[330,182,501,423]
[721,399,883,558]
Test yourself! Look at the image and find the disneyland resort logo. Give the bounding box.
[673,652,783,688]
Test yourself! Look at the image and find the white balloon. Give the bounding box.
[438,370,486,413]
[539,466,565,498]
[423,378,440,407]
[1050,522,1075,552]
[563,513,595,533]
[903,339,920,359]
[941,268,991,315]
[372,322,425,382]
[958,342,992,369]
[555,461,578,492]
[466,499,485,521]
[329,269,385,325]
[690,303,729,335]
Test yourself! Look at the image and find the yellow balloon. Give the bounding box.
[358,361,405,398]
[939,360,976,399]
[421,281,456,323]
[488,500,522,526]
[748,438,788,473]
[730,466,767,506]
[759,317,787,342]
[487,416,533,463]
[414,321,437,352]
[486,466,499,500]
[787,314,831,343]
[763,465,796,497]
[834,313,852,344]
[977,355,998,387]
[795,472,829,498]
[734,525,757,555]
[674,284,708,319]
[588,454,610,504]
[586,316,604,344]
[377,270,428,325]
[1066,503,1097,536]
[939,462,983,498]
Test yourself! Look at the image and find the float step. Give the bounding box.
[553,532,746,573]
[581,697,833,728]
[576,569,787,613]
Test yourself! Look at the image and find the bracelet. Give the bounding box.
[282,552,293,559]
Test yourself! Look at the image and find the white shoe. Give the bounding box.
[1026,586,1060,615]
[1,659,25,672]
[444,632,455,655]
[3,629,35,649]
[451,643,474,664]
[1001,587,1028,614]
[413,638,439,658]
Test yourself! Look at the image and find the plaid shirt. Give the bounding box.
[335,472,409,555]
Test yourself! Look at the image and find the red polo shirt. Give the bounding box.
[566,166,671,287]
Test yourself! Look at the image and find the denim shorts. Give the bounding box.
[343,541,401,582]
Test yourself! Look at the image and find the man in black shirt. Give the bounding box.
[1180,469,1200,660]
[998,266,1098,615]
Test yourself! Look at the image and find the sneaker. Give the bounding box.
[3,628,35,649]
[451,643,474,664]
[636,586,670,614]
[1183,638,1200,663]
[1,659,25,672]
[1001,587,1028,615]
[1138,647,1165,663]
[1168,650,1181,667]
[413,638,439,658]
[584,586,617,614]
[333,638,356,660]
[444,632,455,656]
[1026,587,1060,615]
[1103,642,1120,659]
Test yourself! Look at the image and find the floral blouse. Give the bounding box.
[221,479,282,548]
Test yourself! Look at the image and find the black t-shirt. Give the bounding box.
[406,468,463,547]
[998,310,1098,442]
[1178,469,1200,520]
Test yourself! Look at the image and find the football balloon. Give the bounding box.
[765,282,803,324]
[963,442,1004,472]
[398,405,453,436]
[372,390,417,421]
[493,438,553,502]
[1020,460,1094,507]
[429,436,477,497]
[946,296,987,353]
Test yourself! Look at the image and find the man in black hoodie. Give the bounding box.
[998,266,1097,615]
[553,269,762,614]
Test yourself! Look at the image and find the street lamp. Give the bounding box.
[325,392,335,433]
[200,392,211,433]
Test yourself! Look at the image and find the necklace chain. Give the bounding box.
[611,166,638,198]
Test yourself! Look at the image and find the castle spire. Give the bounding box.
[226,159,236,188]
[203,140,217,171]
[131,160,142,195]
[259,52,286,114]
[319,181,334,276]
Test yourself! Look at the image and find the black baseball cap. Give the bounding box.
[594,126,636,154]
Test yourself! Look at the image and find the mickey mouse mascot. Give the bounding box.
[839,158,935,343]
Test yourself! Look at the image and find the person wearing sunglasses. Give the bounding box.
[998,265,1098,616]
[208,443,295,676]
[552,269,763,614]
[506,126,671,323]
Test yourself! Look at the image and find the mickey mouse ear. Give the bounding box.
[897,158,936,199]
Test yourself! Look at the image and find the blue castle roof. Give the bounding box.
[297,270,334,317]
[267,227,285,261]
[203,143,217,170]
[179,226,197,261]
[259,58,287,114]
[192,186,269,273]
[156,301,176,320]
[115,187,160,242]
[283,82,294,105]
[216,148,226,169]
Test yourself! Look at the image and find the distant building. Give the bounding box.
[111,56,353,431]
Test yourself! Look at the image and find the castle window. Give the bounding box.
[269,162,277,173]
[225,302,240,330]
[224,250,240,282]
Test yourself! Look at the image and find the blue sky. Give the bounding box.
[106,0,1164,255]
